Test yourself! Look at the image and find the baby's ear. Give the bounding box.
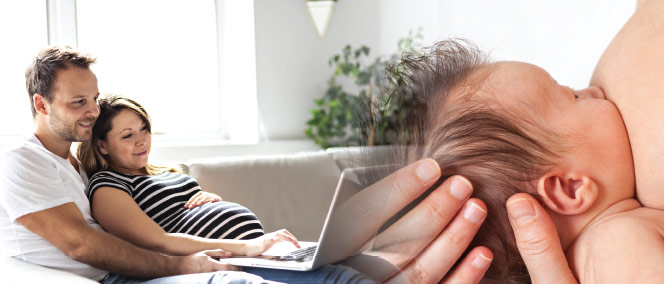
[537,172,598,215]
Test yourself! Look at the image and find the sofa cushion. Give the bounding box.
[183,151,342,242]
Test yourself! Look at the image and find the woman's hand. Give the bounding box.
[184,191,222,209]
[506,193,578,284]
[340,158,576,283]
[244,229,301,256]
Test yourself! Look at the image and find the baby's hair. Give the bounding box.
[375,39,566,283]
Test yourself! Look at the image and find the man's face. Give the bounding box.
[47,65,100,142]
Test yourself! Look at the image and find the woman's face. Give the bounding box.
[482,61,635,198]
[99,109,151,175]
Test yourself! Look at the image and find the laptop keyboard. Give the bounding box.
[275,245,317,262]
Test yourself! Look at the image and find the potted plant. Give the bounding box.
[305,29,423,149]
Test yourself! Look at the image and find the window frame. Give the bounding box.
[1,0,258,147]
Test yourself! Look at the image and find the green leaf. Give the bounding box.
[328,99,340,108]
[361,46,370,56]
[343,45,351,60]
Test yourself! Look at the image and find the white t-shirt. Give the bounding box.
[0,135,107,281]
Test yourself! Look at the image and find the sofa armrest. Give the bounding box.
[1,256,98,284]
[183,151,342,242]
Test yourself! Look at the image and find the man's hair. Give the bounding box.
[25,46,97,117]
[77,94,178,177]
[380,39,565,283]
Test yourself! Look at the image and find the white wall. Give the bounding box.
[153,0,638,161]
[380,0,636,90]
[252,0,635,141]
[253,0,380,140]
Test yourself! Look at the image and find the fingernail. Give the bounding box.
[463,202,486,224]
[507,198,536,224]
[472,252,492,269]
[450,176,472,200]
[416,159,439,182]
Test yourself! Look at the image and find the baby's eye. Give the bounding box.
[574,93,579,99]
[122,133,133,139]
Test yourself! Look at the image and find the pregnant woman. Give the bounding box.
[77,94,300,257]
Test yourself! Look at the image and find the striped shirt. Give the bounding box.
[88,170,264,240]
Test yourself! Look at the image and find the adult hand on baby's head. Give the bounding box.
[184,191,223,209]
[245,229,300,256]
[340,159,578,283]
[339,159,492,284]
[506,193,578,284]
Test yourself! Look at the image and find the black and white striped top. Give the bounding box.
[88,170,264,240]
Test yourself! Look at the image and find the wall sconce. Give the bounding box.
[306,0,336,39]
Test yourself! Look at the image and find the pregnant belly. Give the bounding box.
[163,201,265,240]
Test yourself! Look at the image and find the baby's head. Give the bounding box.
[385,40,634,283]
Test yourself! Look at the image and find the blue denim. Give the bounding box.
[102,264,377,284]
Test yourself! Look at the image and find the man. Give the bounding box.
[0,46,568,283]
[0,46,269,283]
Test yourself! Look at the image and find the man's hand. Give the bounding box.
[506,194,577,284]
[176,249,239,274]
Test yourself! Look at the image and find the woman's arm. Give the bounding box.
[590,0,664,208]
[91,187,296,256]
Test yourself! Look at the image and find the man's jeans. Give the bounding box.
[102,264,377,284]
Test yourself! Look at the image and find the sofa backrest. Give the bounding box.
[182,151,342,242]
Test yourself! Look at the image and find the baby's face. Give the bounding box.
[481,61,635,196]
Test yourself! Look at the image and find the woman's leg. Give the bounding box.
[244,264,377,284]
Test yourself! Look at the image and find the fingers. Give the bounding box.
[185,192,203,208]
[270,229,301,249]
[203,248,232,259]
[440,247,492,284]
[506,193,577,284]
[371,175,475,267]
[386,198,487,283]
[331,159,443,248]
[185,192,221,209]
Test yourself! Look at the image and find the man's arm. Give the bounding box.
[16,202,236,278]
[590,0,664,208]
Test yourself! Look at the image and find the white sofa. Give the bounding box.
[2,147,360,283]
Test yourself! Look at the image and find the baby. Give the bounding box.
[383,39,664,283]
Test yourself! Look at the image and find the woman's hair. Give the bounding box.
[376,39,565,283]
[77,94,178,177]
[25,46,97,117]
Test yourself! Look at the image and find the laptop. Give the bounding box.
[218,167,387,271]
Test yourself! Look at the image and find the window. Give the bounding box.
[0,1,48,138]
[0,0,258,145]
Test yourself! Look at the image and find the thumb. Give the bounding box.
[506,193,577,284]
